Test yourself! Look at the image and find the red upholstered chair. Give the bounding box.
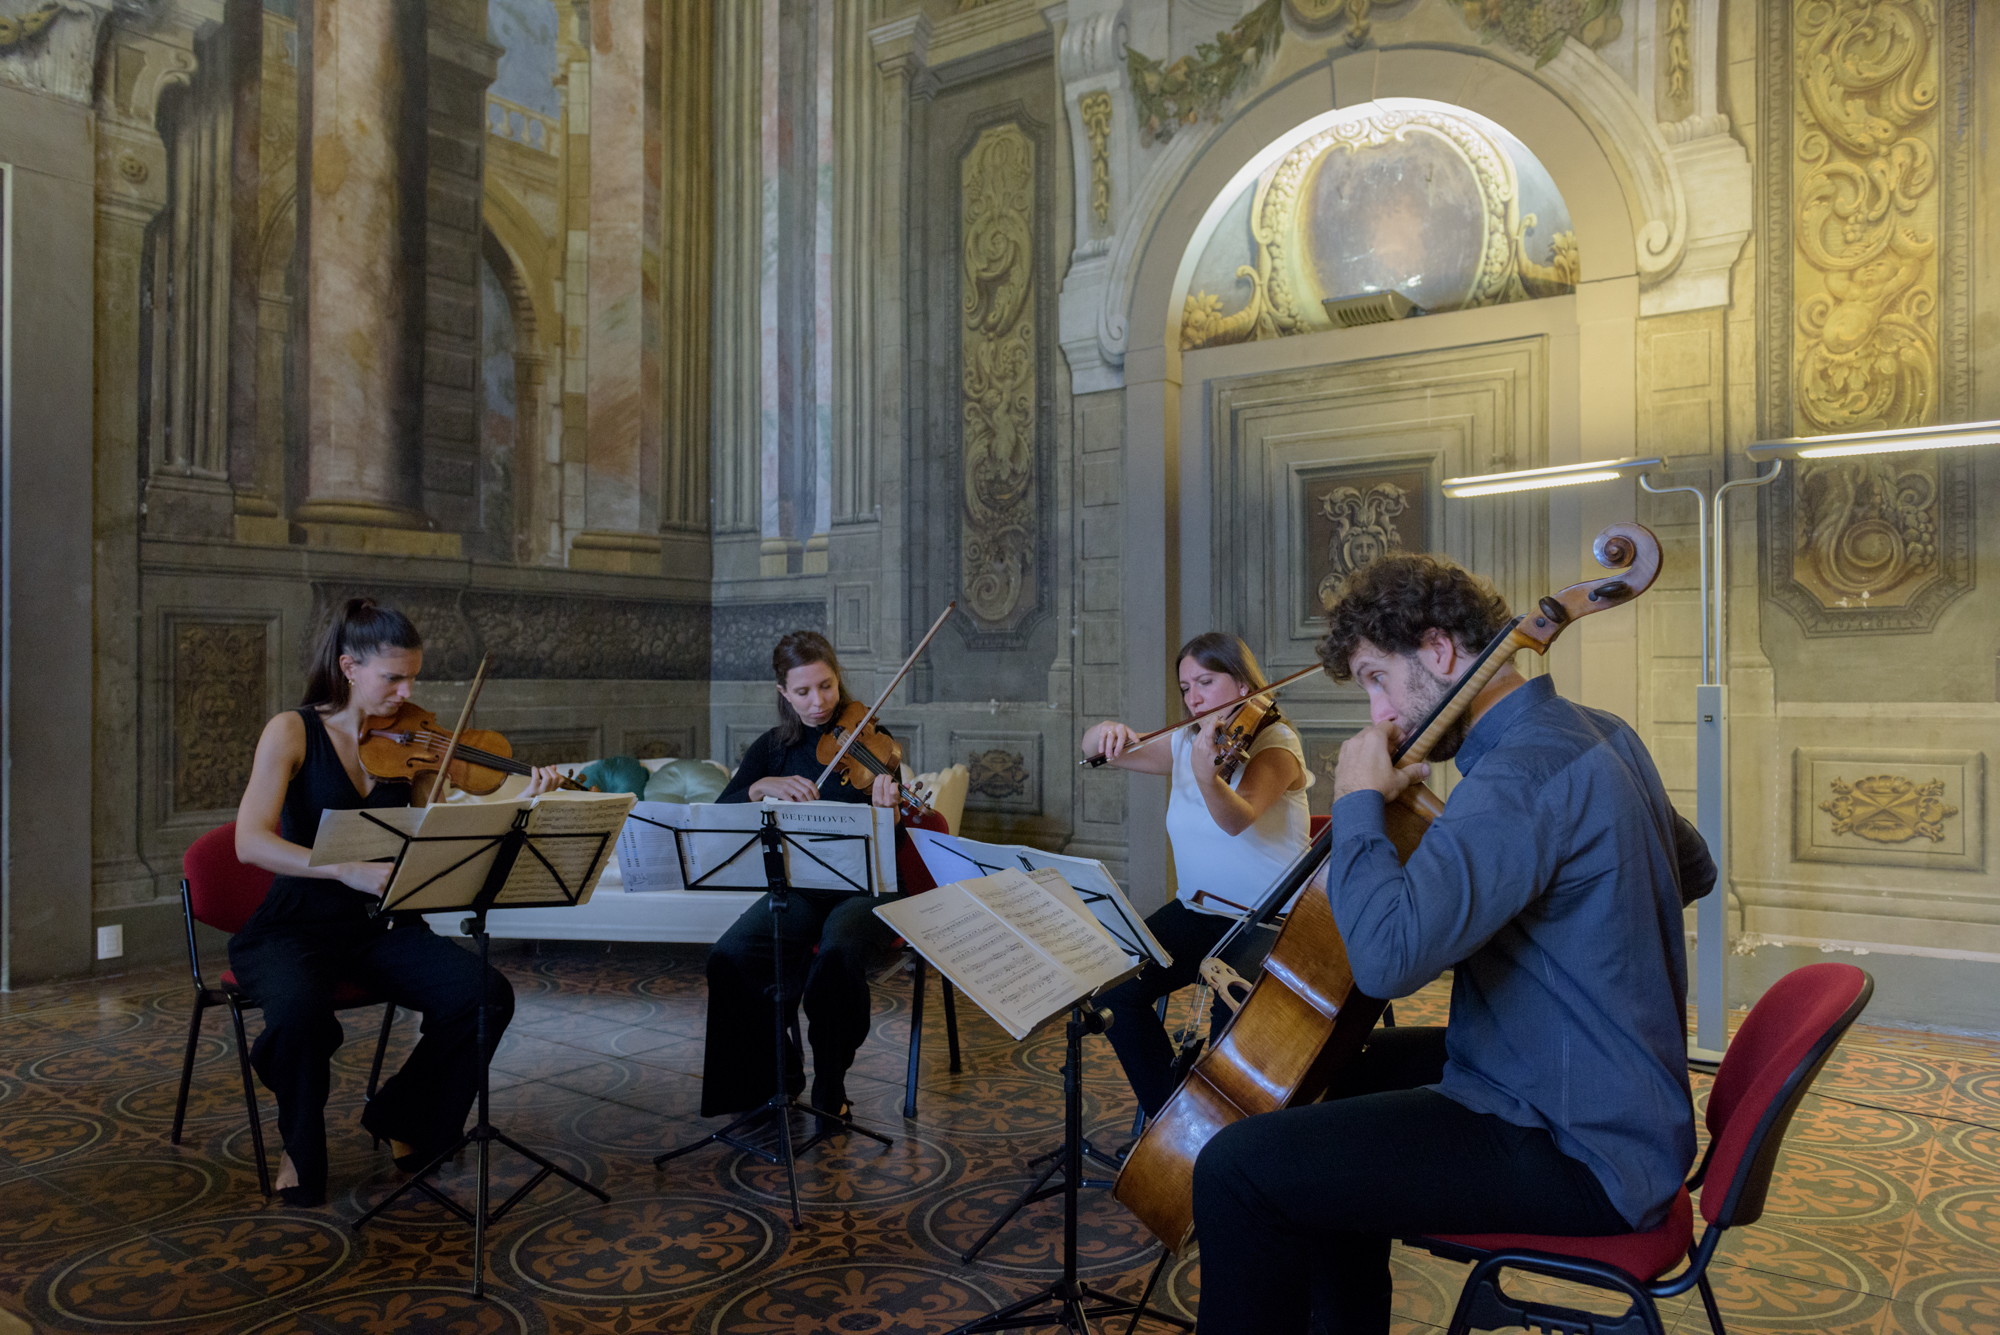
[1408,962,1874,1335]
[172,822,398,1196]
[894,810,961,1118]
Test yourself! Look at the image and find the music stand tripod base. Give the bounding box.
[946,1004,1189,1335]
[350,809,615,1298]
[654,814,892,1228]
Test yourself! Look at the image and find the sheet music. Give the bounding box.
[963,870,1128,983]
[616,802,689,892]
[907,829,1170,968]
[501,793,637,903]
[306,806,426,866]
[875,868,1137,1041]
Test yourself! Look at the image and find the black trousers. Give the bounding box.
[701,889,895,1117]
[1191,1027,1628,1335]
[228,918,513,1199]
[1099,900,1277,1117]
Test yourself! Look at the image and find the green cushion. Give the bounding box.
[643,758,730,804]
[578,755,651,797]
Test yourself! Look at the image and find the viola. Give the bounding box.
[360,701,590,797]
[1112,522,1665,1253]
[814,701,937,823]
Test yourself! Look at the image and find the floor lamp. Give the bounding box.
[1449,422,2000,1064]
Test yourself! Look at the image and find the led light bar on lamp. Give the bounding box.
[1441,456,1663,499]
[1745,419,2000,462]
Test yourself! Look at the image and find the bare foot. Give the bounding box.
[274,1151,299,1193]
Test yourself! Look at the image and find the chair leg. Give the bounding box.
[905,956,928,1119]
[229,999,272,1197]
[1694,1272,1727,1335]
[1382,1001,1397,1028]
[941,977,961,1074]
[171,990,210,1146]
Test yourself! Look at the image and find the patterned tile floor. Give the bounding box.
[1,942,1997,1334]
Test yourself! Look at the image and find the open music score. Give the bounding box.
[875,867,1139,1040]
[614,800,898,895]
[308,791,636,913]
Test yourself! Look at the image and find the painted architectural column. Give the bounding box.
[1052,0,1131,392]
[569,0,663,573]
[295,0,427,529]
[659,0,716,573]
[710,0,762,542]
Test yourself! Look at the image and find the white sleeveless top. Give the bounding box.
[1164,720,1313,917]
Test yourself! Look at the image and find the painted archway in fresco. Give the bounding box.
[1179,100,1579,352]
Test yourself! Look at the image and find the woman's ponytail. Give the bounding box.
[300,598,423,710]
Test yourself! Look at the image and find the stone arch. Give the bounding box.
[1105,42,1669,898]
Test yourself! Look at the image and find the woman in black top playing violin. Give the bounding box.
[232,598,563,1206]
[703,630,903,1121]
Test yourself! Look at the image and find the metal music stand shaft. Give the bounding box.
[352,810,610,1296]
[654,810,892,1227]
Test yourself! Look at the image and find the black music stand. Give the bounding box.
[349,804,620,1297]
[907,831,1163,1263]
[652,808,894,1226]
[946,998,1189,1334]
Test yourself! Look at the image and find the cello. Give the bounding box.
[1112,522,1663,1252]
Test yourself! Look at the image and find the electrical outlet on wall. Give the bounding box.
[96,925,124,959]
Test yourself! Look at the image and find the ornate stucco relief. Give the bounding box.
[1819,774,1957,845]
[959,122,1038,632]
[1762,0,1971,635]
[1458,0,1623,68]
[1078,90,1113,228]
[1793,748,1985,873]
[172,622,268,814]
[1124,0,1282,146]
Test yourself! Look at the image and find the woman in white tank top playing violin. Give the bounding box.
[1080,632,1313,1124]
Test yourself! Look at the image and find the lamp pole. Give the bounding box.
[1638,462,1782,1064]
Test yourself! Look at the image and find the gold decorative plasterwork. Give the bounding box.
[0,1,60,51]
[1460,0,1623,68]
[960,123,1038,631]
[1078,91,1113,228]
[1285,0,1379,48]
[1792,0,1939,439]
[1125,0,1282,146]
[1819,774,1958,844]
[1786,0,1947,617]
[1790,453,1941,609]
[1181,108,1576,352]
[1662,0,1692,114]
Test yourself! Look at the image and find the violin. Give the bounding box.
[1113,522,1665,1253]
[1209,694,1281,783]
[1080,664,1320,769]
[814,701,937,823]
[360,701,591,797]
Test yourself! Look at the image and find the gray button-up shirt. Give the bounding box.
[1327,674,1717,1229]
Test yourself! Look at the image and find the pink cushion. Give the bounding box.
[1422,1187,1693,1283]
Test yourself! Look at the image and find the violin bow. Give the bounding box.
[422,654,491,806]
[812,601,957,793]
[1078,663,1323,768]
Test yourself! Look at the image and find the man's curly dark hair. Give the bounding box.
[1317,554,1513,682]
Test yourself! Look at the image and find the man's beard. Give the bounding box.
[1398,657,1474,762]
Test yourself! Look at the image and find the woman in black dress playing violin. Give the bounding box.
[702,630,904,1121]
[232,598,564,1206]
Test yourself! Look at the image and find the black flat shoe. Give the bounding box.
[811,1073,850,1121]
[275,1184,325,1208]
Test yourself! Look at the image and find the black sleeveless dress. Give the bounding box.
[238,708,412,939]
